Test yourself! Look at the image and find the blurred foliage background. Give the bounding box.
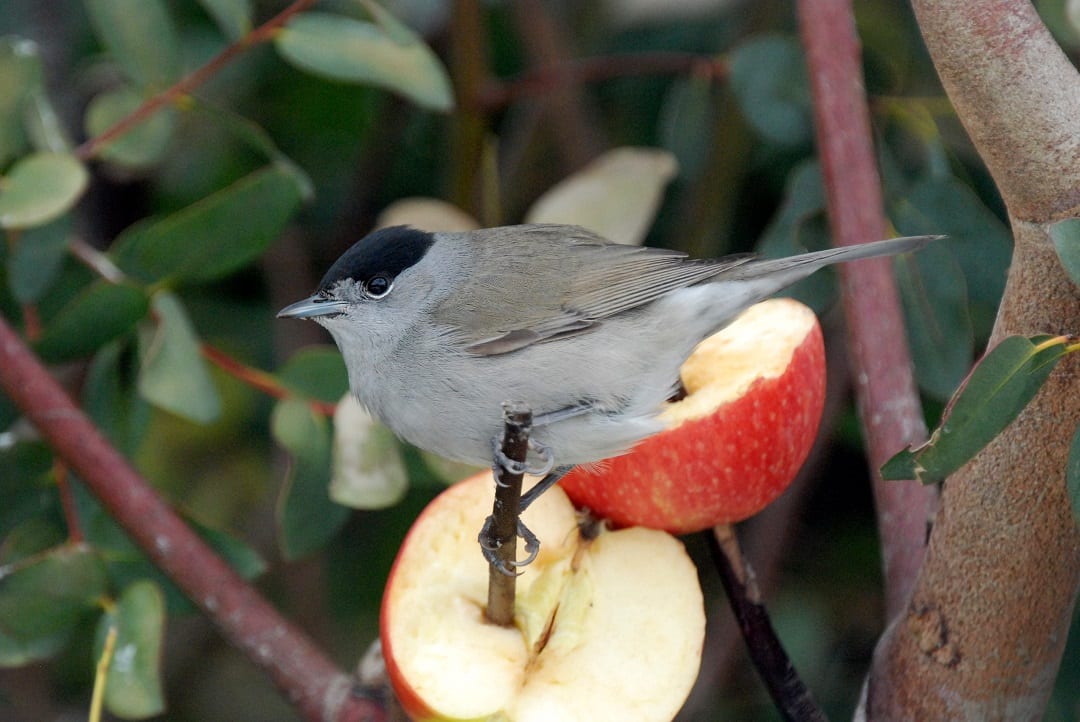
[0,0,1078,720]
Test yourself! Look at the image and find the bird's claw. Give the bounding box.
[479,515,541,576]
[491,436,555,480]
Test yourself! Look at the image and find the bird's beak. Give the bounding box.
[277,295,349,319]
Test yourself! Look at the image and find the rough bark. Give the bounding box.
[866,0,1080,718]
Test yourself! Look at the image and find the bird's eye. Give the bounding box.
[364,274,393,299]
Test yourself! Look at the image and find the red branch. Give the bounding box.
[201,343,338,417]
[796,0,935,618]
[74,0,319,162]
[0,316,382,722]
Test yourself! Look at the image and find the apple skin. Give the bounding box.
[558,299,826,534]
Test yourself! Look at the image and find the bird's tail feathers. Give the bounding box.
[728,234,939,287]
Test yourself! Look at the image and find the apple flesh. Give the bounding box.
[381,472,705,722]
[559,298,826,534]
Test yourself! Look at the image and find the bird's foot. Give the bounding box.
[491,436,555,483]
[478,515,540,576]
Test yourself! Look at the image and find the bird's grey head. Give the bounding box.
[277,226,436,324]
[277,226,440,381]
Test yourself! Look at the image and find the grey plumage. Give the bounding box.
[279,224,935,469]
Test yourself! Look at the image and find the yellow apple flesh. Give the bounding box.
[381,472,705,722]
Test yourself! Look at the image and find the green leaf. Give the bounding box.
[897,241,974,400]
[659,73,715,178]
[7,214,70,303]
[1049,218,1080,289]
[0,36,43,165]
[0,442,55,540]
[756,161,835,311]
[137,291,221,424]
[882,335,1075,484]
[70,481,263,616]
[0,544,108,666]
[196,0,252,41]
[35,281,149,363]
[277,347,348,404]
[275,10,454,112]
[84,0,181,90]
[0,151,88,230]
[24,87,73,153]
[729,35,812,146]
[758,160,825,242]
[96,580,165,719]
[893,177,1012,315]
[84,85,176,168]
[273,398,350,559]
[110,165,305,285]
[0,518,65,566]
[192,105,315,201]
[83,340,153,455]
[1068,425,1080,533]
[67,483,186,616]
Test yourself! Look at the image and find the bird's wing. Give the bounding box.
[432,224,753,355]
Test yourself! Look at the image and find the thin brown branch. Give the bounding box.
[796,0,934,620]
[0,316,383,722]
[447,0,490,217]
[200,343,337,417]
[683,314,853,716]
[54,461,83,543]
[509,3,606,171]
[484,403,532,626]
[74,0,319,162]
[474,52,725,111]
[709,524,828,722]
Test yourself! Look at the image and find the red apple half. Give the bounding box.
[559,297,826,534]
[381,472,705,722]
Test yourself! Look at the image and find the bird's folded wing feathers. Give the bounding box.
[431,224,752,355]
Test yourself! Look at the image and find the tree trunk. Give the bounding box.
[866,0,1080,718]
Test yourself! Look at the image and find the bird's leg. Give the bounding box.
[482,403,586,576]
[483,446,571,572]
[481,463,573,575]
[479,515,540,574]
[521,464,574,510]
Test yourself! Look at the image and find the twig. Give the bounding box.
[684,320,851,714]
[74,0,319,162]
[54,461,84,543]
[447,0,489,217]
[200,343,338,417]
[69,237,127,283]
[474,52,726,111]
[89,622,118,722]
[710,524,828,722]
[510,2,606,170]
[485,402,532,626]
[0,316,383,722]
[795,0,934,619]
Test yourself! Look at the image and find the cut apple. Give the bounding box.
[559,297,826,534]
[381,472,705,722]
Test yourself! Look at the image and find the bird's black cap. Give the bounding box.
[317,226,435,292]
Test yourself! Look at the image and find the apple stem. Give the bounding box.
[711,524,828,722]
[485,402,533,626]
